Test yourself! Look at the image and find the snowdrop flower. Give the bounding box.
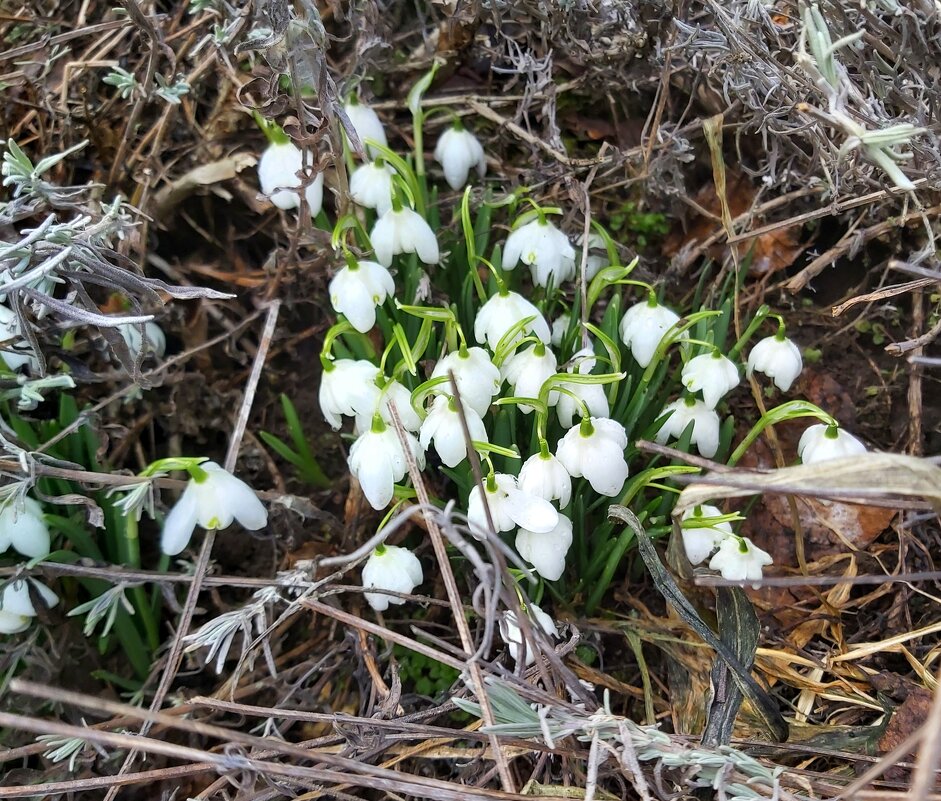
[434,124,486,190]
[557,417,629,497]
[708,536,773,586]
[161,462,268,555]
[746,334,802,392]
[362,545,423,611]
[474,291,551,350]
[551,379,608,428]
[257,140,324,215]
[349,160,394,215]
[516,514,573,581]
[0,305,36,372]
[502,218,576,287]
[328,258,395,333]
[501,343,557,413]
[419,395,488,468]
[680,504,732,565]
[0,578,59,634]
[682,351,739,409]
[550,313,571,347]
[119,321,166,360]
[0,497,50,558]
[344,98,388,158]
[370,206,439,267]
[619,297,683,368]
[518,449,572,508]
[576,231,609,280]
[467,473,558,537]
[319,359,381,429]
[355,379,422,434]
[500,603,558,667]
[348,418,425,510]
[798,424,866,464]
[431,346,500,416]
[655,397,721,458]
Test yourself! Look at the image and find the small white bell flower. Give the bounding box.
[516,514,573,581]
[575,231,609,280]
[500,603,558,667]
[434,124,487,190]
[0,578,59,634]
[344,99,388,158]
[348,418,425,510]
[328,257,395,334]
[354,379,423,434]
[556,417,629,497]
[362,545,423,611]
[431,346,500,417]
[680,504,733,565]
[370,206,439,267]
[518,449,572,508]
[619,297,683,368]
[0,496,50,558]
[474,291,551,351]
[550,313,571,347]
[746,334,803,392]
[319,359,381,430]
[681,351,740,409]
[119,321,166,361]
[551,379,609,429]
[161,462,268,555]
[467,473,558,537]
[501,343,557,414]
[418,395,488,468]
[502,218,576,288]
[257,140,324,215]
[655,397,721,458]
[708,536,773,586]
[349,161,394,215]
[0,305,37,373]
[798,424,866,464]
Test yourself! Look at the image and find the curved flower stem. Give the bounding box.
[727,304,771,360]
[727,400,837,466]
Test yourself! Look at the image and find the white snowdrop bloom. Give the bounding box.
[344,100,388,158]
[746,335,803,392]
[551,379,609,429]
[355,379,422,434]
[348,423,425,510]
[161,462,268,555]
[575,231,609,280]
[257,140,324,215]
[319,359,381,430]
[680,504,733,565]
[797,424,867,464]
[0,497,50,558]
[349,161,394,215]
[329,259,395,334]
[502,218,577,287]
[500,603,559,667]
[655,397,721,458]
[119,321,166,360]
[619,298,683,368]
[681,352,740,409]
[0,578,59,634]
[516,514,573,581]
[518,450,572,508]
[434,125,486,190]
[431,346,500,417]
[418,395,488,468]
[0,305,36,373]
[370,207,439,267]
[474,291,551,351]
[708,536,773,586]
[501,343,557,414]
[362,545,423,611]
[467,473,558,538]
[556,417,629,497]
[550,313,571,347]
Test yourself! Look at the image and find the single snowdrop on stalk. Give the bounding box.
[257,137,323,216]
[556,417,629,497]
[348,416,425,510]
[467,473,558,537]
[619,295,683,368]
[501,343,557,414]
[518,448,572,508]
[349,160,394,215]
[430,346,500,417]
[161,461,268,555]
[655,397,721,458]
[550,313,571,348]
[319,359,381,429]
[681,351,740,409]
[747,331,803,392]
[798,423,866,464]
[516,514,573,581]
[370,203,439,267]
[343,97,388,158]
[500,603,558,667]
[680,504,734,565]
[502,215,576,287]
[362,544,423,611]
[419,395,488,468]
[474,290,551,350]
[328,255,395,333]
[708,536,773,587]
[119,321,166,361]
[0,577,59,634]
[0,496,50,558]
[434,122,486,190]
[354,379,422,434]
[550,351,610,428]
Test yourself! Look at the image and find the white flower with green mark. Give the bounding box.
[556,417,628,497]
[344,99,388,158]
[467,473,558,537]
[655,397,721,458]
[474,291,551,351]
[348,418,425,510]
[370,206,439,267]
[0,496,50,558]
[418,395,488,468]
[619,297,683,368]
[0,577,59,634]
[516,514,573,581]
[501,343,557,414]
[328,258,395,334]
[430,346,500,417]
[708,536,773,586]
[518,449,572,508]
[798,424,866,464]
[257,140,323,215]
[500,603,558,667]
[746,334,802,392]
[502,218,576,287]
[434,124,487,190]
[681,351,740,409]
[349,161,394,215]
[319,359,381,430]
[680,504,733,565]
[354,379,422,434]
[362,545,423,611]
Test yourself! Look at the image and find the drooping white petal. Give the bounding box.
[708,536,773,585]
[654,398,721,458]
[682,352,740,409]
[329,260,395,333]
[434,127,487,190]
[500,603,558,667]
[797,424,867,464]
[680,504,732,565]
[518,451,572,508]
[370,208,439,267]
[349,162,394,215]
[319,359,381,429]
[431,347,500,417]
[504,487,559,533]
[1,497,50,558]
[362,545,423,611]
[556,418,628,497]
[344,101,388,158]
[474,292,551,351]
[619,300,683,368]
[516,515,573,581]
[160,486,200,555]
[502,219,576,287]
[746,336,803,392]
[0,609,30,634]
[418,395,488,468]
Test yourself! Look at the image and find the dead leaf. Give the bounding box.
[154,153,258,221]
